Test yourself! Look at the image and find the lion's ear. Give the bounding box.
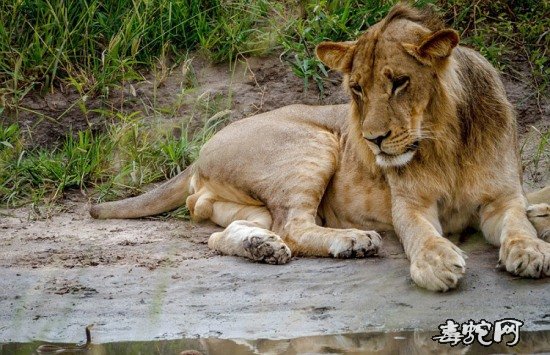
[315,41,356,73]
[402,29,459,65]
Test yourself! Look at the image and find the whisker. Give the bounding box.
[416,130,440,142]
[418,130,438,137]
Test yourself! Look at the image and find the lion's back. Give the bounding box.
[193,104,349,202]
[197,104,348,166]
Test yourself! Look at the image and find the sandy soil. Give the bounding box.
[10,55,348,148]
[1,54,549,344]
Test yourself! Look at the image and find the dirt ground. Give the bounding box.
[1,199,550,345]
[1,54,549,344]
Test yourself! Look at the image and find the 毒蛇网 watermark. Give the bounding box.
[432,318,523,347]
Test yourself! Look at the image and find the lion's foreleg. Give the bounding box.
[392,196,466,292]
[274,212,381,258]
[207,203,291,265]
[480,195,550,277]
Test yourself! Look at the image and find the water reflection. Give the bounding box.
[1,330,549,354]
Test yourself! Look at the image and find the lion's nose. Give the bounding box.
[364,130,391,147]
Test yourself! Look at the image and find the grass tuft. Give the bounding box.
[0,111,226,208]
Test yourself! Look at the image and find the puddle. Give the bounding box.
[2,330,549,354]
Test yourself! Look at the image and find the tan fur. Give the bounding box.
[90,4,550,291]
[527,187,550,241]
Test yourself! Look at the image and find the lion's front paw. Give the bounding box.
[328,230,382,258]
[410,239,466,292]
[499,236,550,277]
[243,234,292,265]
[527,203,550,242]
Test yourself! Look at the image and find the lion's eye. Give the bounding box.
[350,83,362,97]
[392,76,409,95]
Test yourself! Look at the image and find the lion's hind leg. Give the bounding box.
[526,186,550,241]
[527,203,550,242]
[207,202,291,265]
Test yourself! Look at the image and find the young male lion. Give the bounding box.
[90,4,550,291]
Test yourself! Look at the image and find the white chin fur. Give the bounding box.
[375,150,416,168]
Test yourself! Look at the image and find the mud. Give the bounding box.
[1,55,549,345]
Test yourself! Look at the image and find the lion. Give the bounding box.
[90,4,550,292]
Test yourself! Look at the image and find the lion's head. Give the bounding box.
[316,4,459,168]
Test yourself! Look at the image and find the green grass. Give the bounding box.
[440,0,550,94]
[0,0,548,208]
[2,0,548,105]
[0,0,282,107]
[0,111,225,207]
[521,127,550,186]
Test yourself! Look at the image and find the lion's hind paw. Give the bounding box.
[243,234,292,265]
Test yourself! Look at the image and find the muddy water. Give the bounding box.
[2,330,549,354]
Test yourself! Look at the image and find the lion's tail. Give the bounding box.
[526,186,550,205]
[90,165,194,219]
